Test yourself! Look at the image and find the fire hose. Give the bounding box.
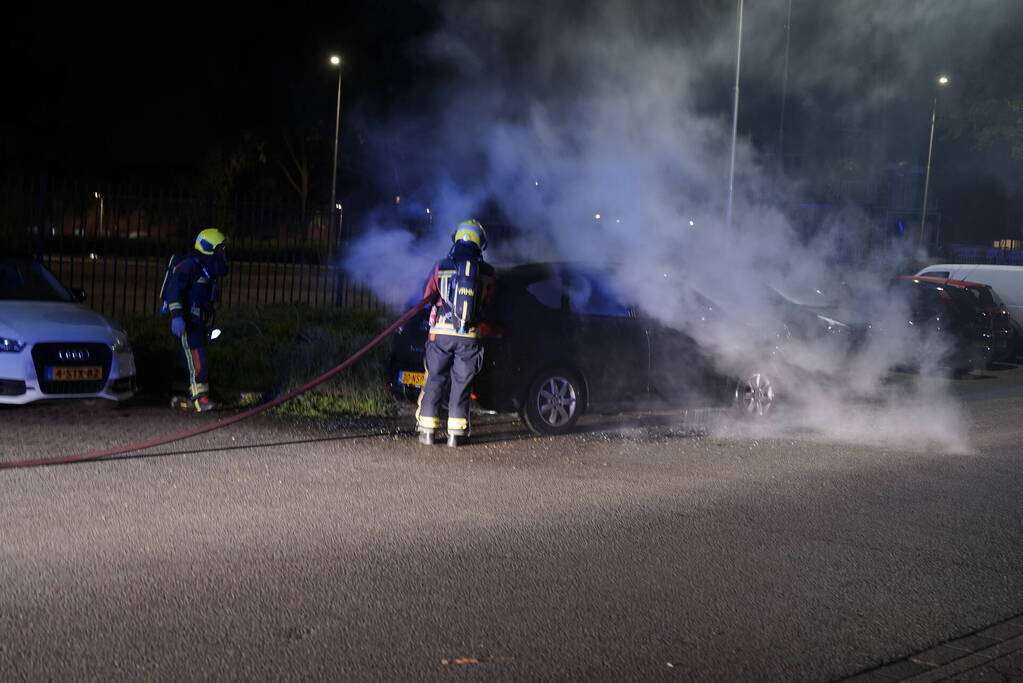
[0,298,431,471]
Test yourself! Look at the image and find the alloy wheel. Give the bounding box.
[736,372,775,417]
[535,375,579,428]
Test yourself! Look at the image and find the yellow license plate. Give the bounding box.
[398,371,426,387]
[49,366,102,381]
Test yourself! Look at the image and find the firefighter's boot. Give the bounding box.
[192,393,220,413]
[417,428,436,446]
[447,433,468,447]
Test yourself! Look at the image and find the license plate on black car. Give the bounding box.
[398,371,426,387]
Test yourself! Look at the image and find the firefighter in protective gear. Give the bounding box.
[416,220,495,446]
[163,228,228,412]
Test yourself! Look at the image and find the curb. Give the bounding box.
[843,615,1023,682]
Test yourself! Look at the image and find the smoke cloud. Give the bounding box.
[343,0,1009,453]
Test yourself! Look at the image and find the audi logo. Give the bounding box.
[57,349,90,361]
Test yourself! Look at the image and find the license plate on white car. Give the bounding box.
[48,366,102,381]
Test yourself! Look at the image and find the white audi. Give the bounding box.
[0,259,136,404]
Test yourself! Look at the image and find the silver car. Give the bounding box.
[0,259,136,404]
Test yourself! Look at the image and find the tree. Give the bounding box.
[965,97,1023,161]
[278,127,329,221]
[198,132,269,202]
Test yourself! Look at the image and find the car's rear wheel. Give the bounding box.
[733,369,776,418]
[521,368,585,435]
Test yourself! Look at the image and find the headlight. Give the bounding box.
[0,338,26,353]
[110,334,131,353]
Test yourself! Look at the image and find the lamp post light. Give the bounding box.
[329,55,343,239]
[94,192,104,236]
[725,0,745,230]
[919,74,950,247]
[326,54,344,306]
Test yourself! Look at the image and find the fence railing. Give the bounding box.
[2,177,392,318]
[945,244,1023,266]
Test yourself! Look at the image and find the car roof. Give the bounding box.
[895,275,989,290]
[497,261,620,279]
[920,264,1023,272]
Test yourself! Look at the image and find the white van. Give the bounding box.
[914,264,1023,321]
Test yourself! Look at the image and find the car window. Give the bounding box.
[0,262,73,302]
[922,270,950,279]
[966,286,995,308]
[562,271,631,317]
[893,281,942,319]
[525,276,563,310]
[943,287,981,315]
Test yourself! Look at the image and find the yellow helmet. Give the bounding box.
[195,228,227,255]
[451,219,487,250]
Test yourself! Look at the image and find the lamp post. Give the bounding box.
[725,0,744,230]
[919,74,950,247]
[94,192,104,236]
[327,55,343,305]
[329,55,343,239]
[778,0,792,172]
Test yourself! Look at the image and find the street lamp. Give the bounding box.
[725,0,744,230]
[328,55,343,239]
[326,54,344,306]
[94,192,104,236]
[919,74,950,247]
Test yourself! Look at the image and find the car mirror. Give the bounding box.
[70,287,87,302]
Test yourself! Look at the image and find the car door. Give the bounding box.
[476,270,570,411]
[559,268,649,404]
[643,291,730,404]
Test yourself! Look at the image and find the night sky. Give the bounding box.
[3,3,440,182]
[5,1,1023,242]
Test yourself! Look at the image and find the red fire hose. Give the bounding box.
[0,298,431,470]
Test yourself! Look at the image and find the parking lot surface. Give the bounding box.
[2,365,1023,681]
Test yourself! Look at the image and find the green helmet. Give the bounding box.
[195,228,227,255]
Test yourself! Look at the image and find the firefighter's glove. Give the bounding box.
[170,317,186,337]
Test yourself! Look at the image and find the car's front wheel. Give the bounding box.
[521,368,585,435]
[733,369,776,418]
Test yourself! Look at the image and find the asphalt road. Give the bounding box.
[2,364,1023,681]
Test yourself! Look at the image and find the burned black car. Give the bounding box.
[388,262,781,435]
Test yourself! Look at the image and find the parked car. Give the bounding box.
[764,284,870,356]
[887,276,999,373]
[0,259,136,404]
[389,262,783,435]
[913,264,1022,359]
[915,263,1023,321]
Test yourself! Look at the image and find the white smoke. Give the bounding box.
[343,0,1003,453]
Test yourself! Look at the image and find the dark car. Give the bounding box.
[888,276,998,373]
[903,276,1015,362]
[388,262,781,435]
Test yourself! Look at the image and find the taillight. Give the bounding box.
[478,322,504,338]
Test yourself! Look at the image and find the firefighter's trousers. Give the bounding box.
[177,319,211,399]
[416,334,483,435]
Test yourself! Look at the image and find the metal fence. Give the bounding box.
[945,244,1023,266]
[2,177,392,318]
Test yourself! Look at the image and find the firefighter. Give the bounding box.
[162,228,229,412]
[416,220,496,446]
